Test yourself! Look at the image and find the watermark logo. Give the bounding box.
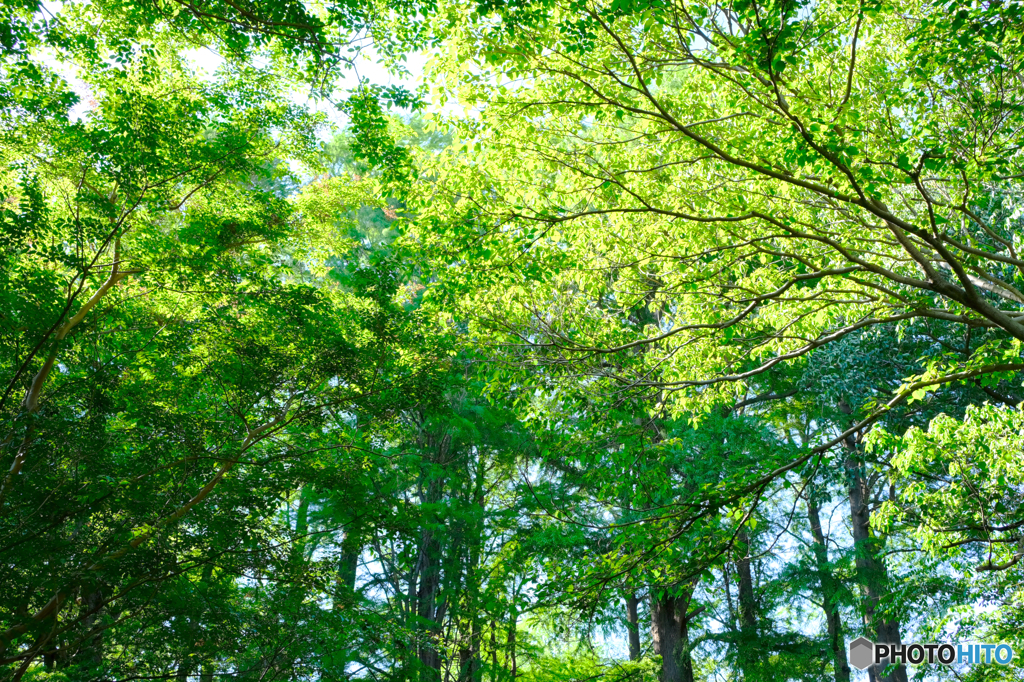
[848,637,1013,670]
[849,638,874,670]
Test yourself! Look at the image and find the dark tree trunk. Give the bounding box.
[459,647,475,682]
[416,432,451,682]
[176,614,198,682]
[734,529,762,680]
[652,593,683,682]
[507,614,517,679]
[416,526,443,681]
[73,587,104,670]
[677,602,695,682]
[460,455,487,682]
[86,588,104,665]
[338,526,361,595]
[806,489,851,682]
[470,617,483,682]
[626,593,641,661]
[335,525,362,674]
[295,489,310,544]
[650,585,696,682]
[846,453,907,682]
[339,543,359,593]
[490,622,498,682]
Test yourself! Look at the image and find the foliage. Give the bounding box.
[3,0,1024,680]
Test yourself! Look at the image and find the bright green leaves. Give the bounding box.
[0,1,79,123]
[728,0,811,75]
[340,86,423,187]
[873,403,1024,563]
[417,0,1024,431]
[0,173,47,255]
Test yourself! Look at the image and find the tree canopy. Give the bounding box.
[1,0,1023,681]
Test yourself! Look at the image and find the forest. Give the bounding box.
[1,0,1022,680]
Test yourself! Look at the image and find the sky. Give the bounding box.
[184,43,432,130]
[48,5,432,135]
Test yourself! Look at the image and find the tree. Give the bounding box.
[408,4,1024,669]
[0,8,446,673]
[417,0,1024,420]
[5,0,1024,679]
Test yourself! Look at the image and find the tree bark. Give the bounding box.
[805,489,851,682]
[677,599,695,682]
[176,613,198,682]
[650,585,696,682]
[460,453,486,682]
[626,593,641,661]
[77,588,104,669]
[416,526,443,681]
[338,526,361,595]
[652,592,681,682]
[846,453,907,682]
[507,613,517,680]
[334,511,362,673]
[734,529,762,680]
[416,432,451,682]
[176,660,193,682]
[490,622,498,682]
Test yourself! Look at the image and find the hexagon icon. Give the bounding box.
[849,637,875,671]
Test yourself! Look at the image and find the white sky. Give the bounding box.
[57,31,431,131]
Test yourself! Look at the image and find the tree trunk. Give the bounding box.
[338,545,359,594]
[507,613,517,680]
[469,617,483,682]
[74,587,104,669]
[734,529,762,680]
[287,486,313,604]
[416,433,451,682]
[176,616,198,682]
[650,585,696,682]
[416,528,443,681]
[335,524,362,675]
[652,592,682,682]
[677,600,695,682]
[460,453,486,682]
[338,527,361,596]
[459,647,475,682]
[626,593,641,661]
[846,454,907,682]
[490,622,498,682]
[806,489,851,682]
